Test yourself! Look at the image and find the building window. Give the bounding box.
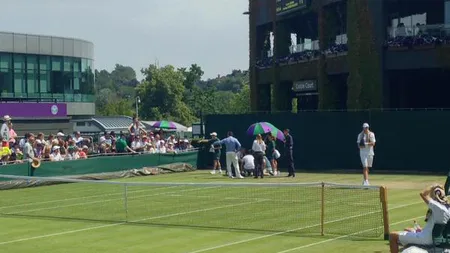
[26,55,38,94]
[0,53,11,69]
[51,56,63,93]
[13,55,25,93]
[63,57,73,93]
[39,70,49,93]
[14,69,25,93]
[0,53,12,94]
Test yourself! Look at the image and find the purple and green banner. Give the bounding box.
[0,103,67,118]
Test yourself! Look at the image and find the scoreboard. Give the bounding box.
[276,0,307,15]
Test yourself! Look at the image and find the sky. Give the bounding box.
[0,0,249,80]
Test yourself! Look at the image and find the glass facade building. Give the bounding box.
[0,32,94,102]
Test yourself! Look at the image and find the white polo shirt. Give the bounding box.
[242,155,255,170]
[252,140,266,153]
[357,131,376,156]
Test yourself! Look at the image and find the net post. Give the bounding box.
[380,186,390,240]
[124,183,128,222]
[321,182,325,236]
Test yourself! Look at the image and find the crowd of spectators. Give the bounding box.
[0,115,194,165]
[385,23,450,49]
[256,42,348,68]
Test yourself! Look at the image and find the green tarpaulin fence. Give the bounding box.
[0,151,198,179]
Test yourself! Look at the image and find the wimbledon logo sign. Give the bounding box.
[51,105,59,115]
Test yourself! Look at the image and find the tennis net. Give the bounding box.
[0,174,389,238]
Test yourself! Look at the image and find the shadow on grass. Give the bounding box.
[0,213,385,242]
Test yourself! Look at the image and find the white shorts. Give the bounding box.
[360,153,374,168]
[398,231,432,246]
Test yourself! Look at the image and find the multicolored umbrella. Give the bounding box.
[270,129,285,142]
[152,120,177,129]
[247,122,275,136]
[260,122,285,141]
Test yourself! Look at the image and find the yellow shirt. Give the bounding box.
[1,146,11,157]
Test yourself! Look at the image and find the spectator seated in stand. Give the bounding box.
[131,135,145,152]
[50,146,64,162]
[0,138,11,165]
[78,146,89,159]
[116,134,134,153]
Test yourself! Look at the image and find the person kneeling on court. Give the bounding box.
[389,184,450,253]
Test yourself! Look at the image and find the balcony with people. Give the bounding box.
[255,33,348,69]
[384,23,450,50]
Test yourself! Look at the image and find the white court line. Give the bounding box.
[275,215,424,253]
[0,199,268,246]
[185,201,423,253]
[0,185,181,210]
[4,186,221,215]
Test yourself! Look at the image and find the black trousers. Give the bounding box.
[253,151,264,178]
[285,149,295,175]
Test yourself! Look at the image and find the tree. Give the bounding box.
[229,83,251,114]
[95,70,113,90]
[179,64,204,90]
[137,64,196,125]
[110,64,137,88]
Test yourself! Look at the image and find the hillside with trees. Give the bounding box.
[95,64,250,126]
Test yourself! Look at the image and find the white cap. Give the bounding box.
[362,123,370,128]
[57,132,65,137]
[184,139,189,143]
[52,146,60,151]
[210,132,217,136]
[3,115,11,121]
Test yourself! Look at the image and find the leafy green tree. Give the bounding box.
[95,70,113,90]
[229,83,251,114]
[137,64,196,126]
[179,64,204,90]
[110,64,137,88]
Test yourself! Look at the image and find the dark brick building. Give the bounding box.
[248,0,450,112]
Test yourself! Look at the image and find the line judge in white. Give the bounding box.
[357,123,376,186]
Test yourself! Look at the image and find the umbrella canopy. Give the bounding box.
[247,122,275,136]
[152,120,177,129]
[260,122,285,141]
[271,128,285,141]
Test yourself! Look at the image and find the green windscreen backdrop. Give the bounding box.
[205,111,446,173]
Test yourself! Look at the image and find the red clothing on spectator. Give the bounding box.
[78,151,87,159]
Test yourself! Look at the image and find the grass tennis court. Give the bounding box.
[0,171,443,253]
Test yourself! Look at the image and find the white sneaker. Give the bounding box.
[362,180,367,186]
[218,170,222,174]
[229,176,235,179]
[210,170,216,175]
[362,180,370,186]
[238,175,244,179]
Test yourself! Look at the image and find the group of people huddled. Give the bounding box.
[206,129,295,179]
[0,115,193,165]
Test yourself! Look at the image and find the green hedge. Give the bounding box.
[346,0,382,109]
[317,6,340,109]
